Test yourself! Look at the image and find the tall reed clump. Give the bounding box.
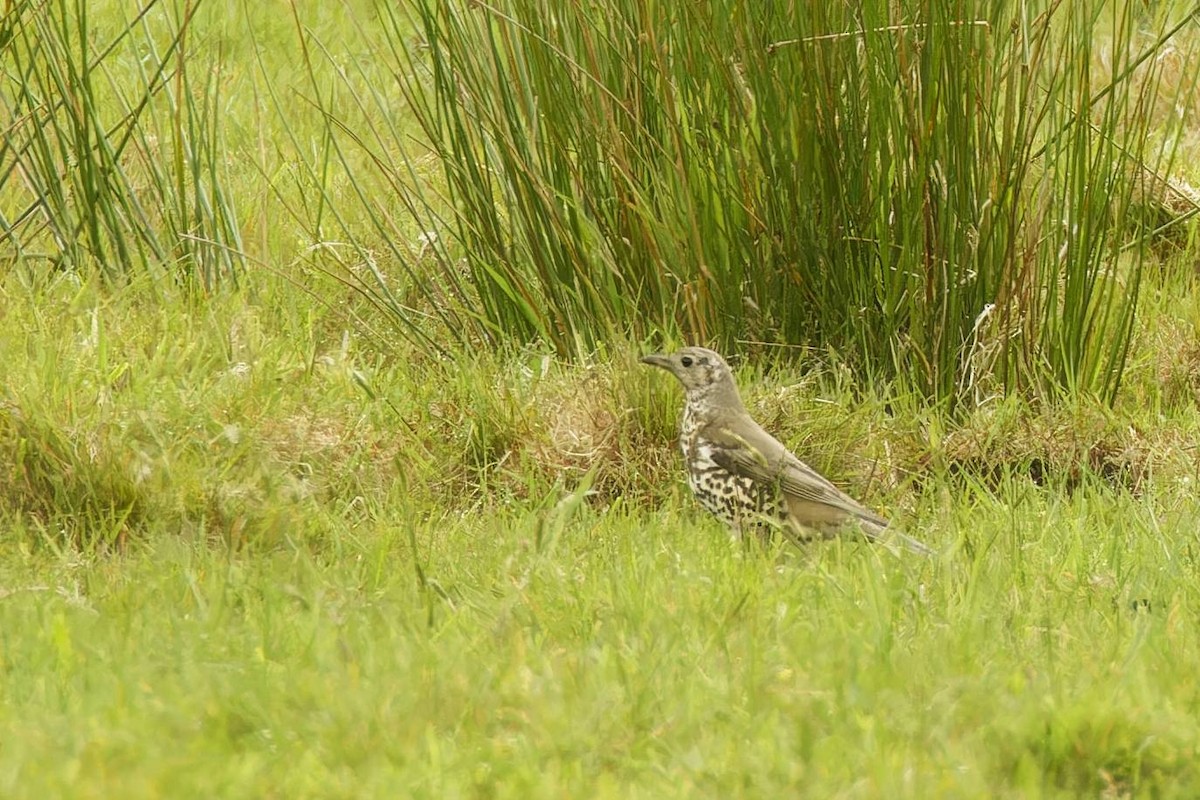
[0,0,242,289]
[294,0,1198,409]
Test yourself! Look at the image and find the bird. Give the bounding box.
[641,346,933,555]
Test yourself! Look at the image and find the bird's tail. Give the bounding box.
[863,523,935,557]
[891,531,935,557]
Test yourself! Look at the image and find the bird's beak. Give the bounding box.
[640,353,672,370]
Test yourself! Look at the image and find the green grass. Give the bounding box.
[3,275,1200,796]
[342,0,1200,406]
[3,463,1200,797]
[4,0,1200,796]
[7,472,1200,796]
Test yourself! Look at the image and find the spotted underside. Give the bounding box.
[679,406,811,541]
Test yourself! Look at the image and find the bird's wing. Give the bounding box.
[705,416,934,555]
[703,415,890,528]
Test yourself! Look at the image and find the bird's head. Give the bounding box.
[640,347,745,411]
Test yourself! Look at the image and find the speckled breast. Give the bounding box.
[679,409,780,529]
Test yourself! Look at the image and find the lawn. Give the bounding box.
[3,1,1200,797]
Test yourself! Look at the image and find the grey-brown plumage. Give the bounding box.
[642,347,933,555]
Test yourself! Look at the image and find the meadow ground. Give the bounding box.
[4,277,1200,798]
[4,0,1200,797]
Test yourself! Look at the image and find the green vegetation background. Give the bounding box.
[3,0,1200,796]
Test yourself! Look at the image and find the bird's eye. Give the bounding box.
[680,356,693,368]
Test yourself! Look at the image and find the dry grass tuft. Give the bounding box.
[0,400,147,547]
[930,402,1197,493]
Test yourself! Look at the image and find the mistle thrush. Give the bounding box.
[642,347,933,555]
